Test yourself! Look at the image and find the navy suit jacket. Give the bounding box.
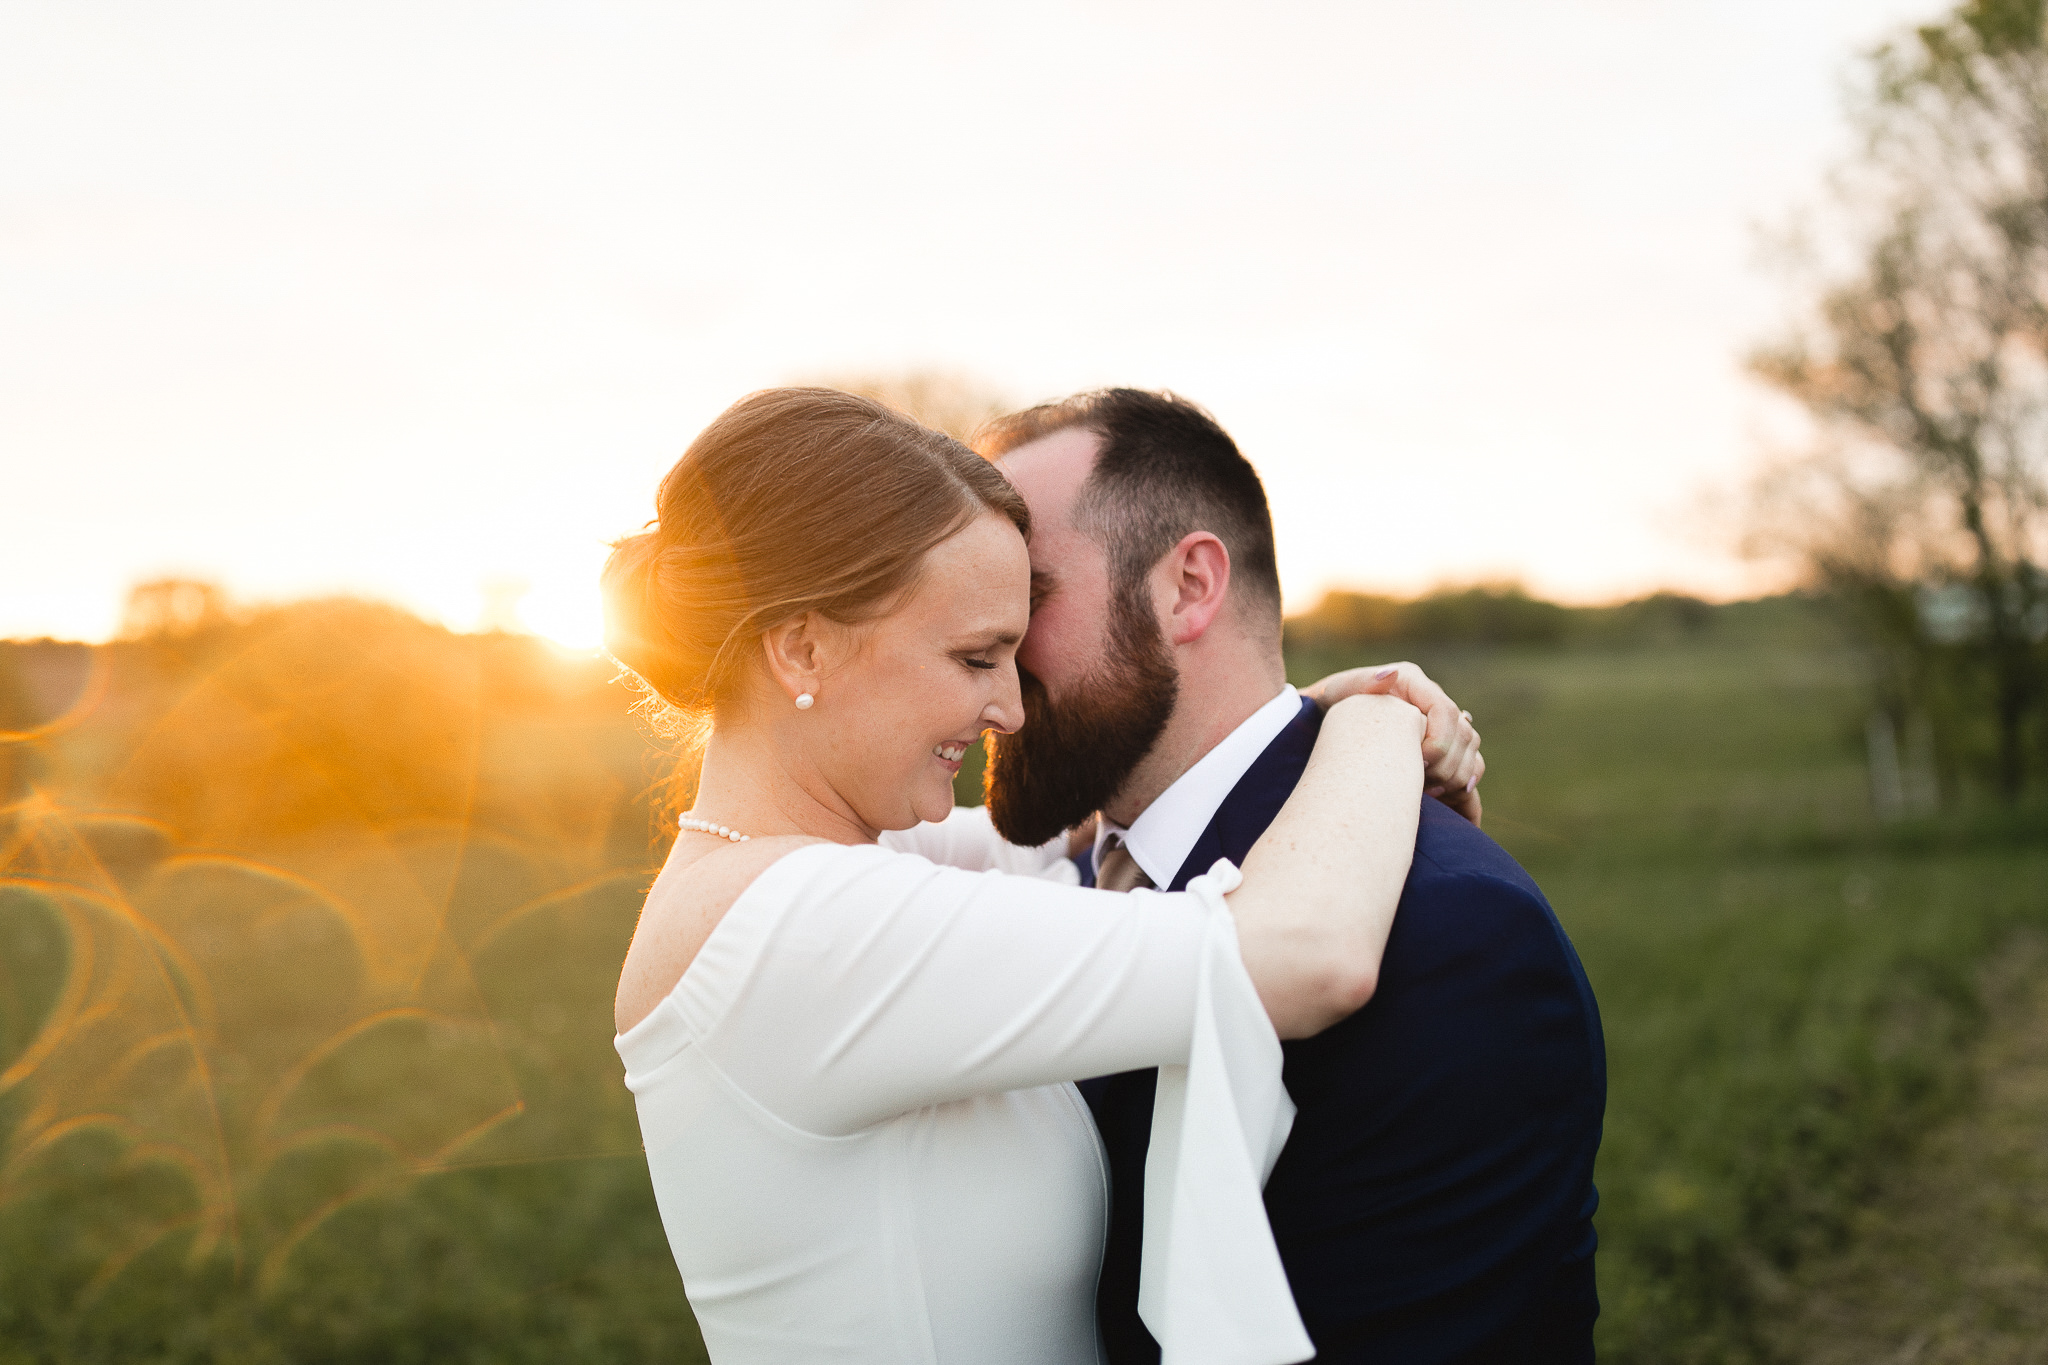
[1078,698,1605,1364]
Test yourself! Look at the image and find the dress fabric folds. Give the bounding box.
[614,807,1309,1365]
[1139,860,1312,1365]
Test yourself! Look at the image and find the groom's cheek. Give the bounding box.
[1017,599,1093,694]
[1016,620,1059,690]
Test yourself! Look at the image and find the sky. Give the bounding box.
[1,0,1943,646]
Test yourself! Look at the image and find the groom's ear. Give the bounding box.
[1160,531,1232,646]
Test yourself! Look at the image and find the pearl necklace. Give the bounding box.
[678,815,750,843]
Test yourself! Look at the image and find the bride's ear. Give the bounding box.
[760,614,824,705]
[763,613,869,707]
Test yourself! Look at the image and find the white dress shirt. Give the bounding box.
[1095,685,1302,890]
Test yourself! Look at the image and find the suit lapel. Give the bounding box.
[1167,696,1324,892]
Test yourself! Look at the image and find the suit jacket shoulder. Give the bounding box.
[1158,697,1606,1364]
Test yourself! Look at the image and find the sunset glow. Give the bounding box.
[1,1,1936,643]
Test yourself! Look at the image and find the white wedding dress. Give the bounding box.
[615,806,1313,1365]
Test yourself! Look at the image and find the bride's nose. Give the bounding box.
[981,667,1025,736]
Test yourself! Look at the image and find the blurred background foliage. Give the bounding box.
[1747,0,2048,810]
[1284,601,2047,1365]
[5,574,2041,1364]
[0,598,705,1363]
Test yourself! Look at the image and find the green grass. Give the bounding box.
[0,863,710,1365]
[0,614,710,1364]
[1760,932,2048,1362]
[1288,635,2048,1363]
[4,605,2045,1363]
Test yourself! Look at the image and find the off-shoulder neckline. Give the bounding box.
[615,840,890,1048]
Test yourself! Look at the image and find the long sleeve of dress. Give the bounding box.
[877,804,1078,880]
[663,842,1201,1135]
[616,840,1313,1365]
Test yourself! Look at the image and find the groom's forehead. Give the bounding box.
[998,427,1117,612]
[996,425,1102,523]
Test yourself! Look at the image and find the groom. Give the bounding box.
[976,390,1606,1364]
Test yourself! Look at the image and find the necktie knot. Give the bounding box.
[1095,835,1154,893]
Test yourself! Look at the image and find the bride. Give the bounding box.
[606,388,1482,1365]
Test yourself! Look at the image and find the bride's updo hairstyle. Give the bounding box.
[603,387,1030,729]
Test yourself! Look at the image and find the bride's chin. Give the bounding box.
[910,781,955,826]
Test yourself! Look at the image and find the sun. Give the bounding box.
[470,561,607,652]
[520,578,607,652]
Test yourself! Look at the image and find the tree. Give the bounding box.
[1750,0,2048,800]
[119,577,230,639]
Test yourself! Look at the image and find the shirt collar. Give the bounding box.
[1094,685,1301,889]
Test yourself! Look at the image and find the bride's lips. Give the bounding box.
[931,739,974,774]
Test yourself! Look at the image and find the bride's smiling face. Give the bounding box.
[774,511,1031,833]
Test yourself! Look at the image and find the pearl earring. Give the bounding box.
[794,692,815,710]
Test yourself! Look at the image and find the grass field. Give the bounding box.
[1289,610,2048,1363]
[3,598,2044,1363]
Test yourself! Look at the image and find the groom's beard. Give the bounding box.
[984,589,1180,848]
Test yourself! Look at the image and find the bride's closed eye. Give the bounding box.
[951,629,1022,674]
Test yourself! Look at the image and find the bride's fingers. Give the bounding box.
[1383,663,1454,720]
[1312,662,1484,805]
[1454,739,1484,796]
[1436,782,1483,826]
[1310,661,1455,721]
[1420,699,1456,773]
[1423,710,1482,795]
[1303,663,1398,707]
[1421,700,1470,770]
[1428,741,1484,823]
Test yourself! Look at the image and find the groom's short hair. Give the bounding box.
[975,388,1282,628]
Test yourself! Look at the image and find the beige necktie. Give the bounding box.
[1095,835,1154,893]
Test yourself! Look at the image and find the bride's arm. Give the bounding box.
[642,702,1418,1125]
[1228,693,1424,1039]
[1305,661,1484,823]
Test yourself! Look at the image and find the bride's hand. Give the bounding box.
[1301,662,1484,825]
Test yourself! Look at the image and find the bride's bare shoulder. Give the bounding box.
[614,834,830,1034]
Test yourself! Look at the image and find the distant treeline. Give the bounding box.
[1283,585,1819,651]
